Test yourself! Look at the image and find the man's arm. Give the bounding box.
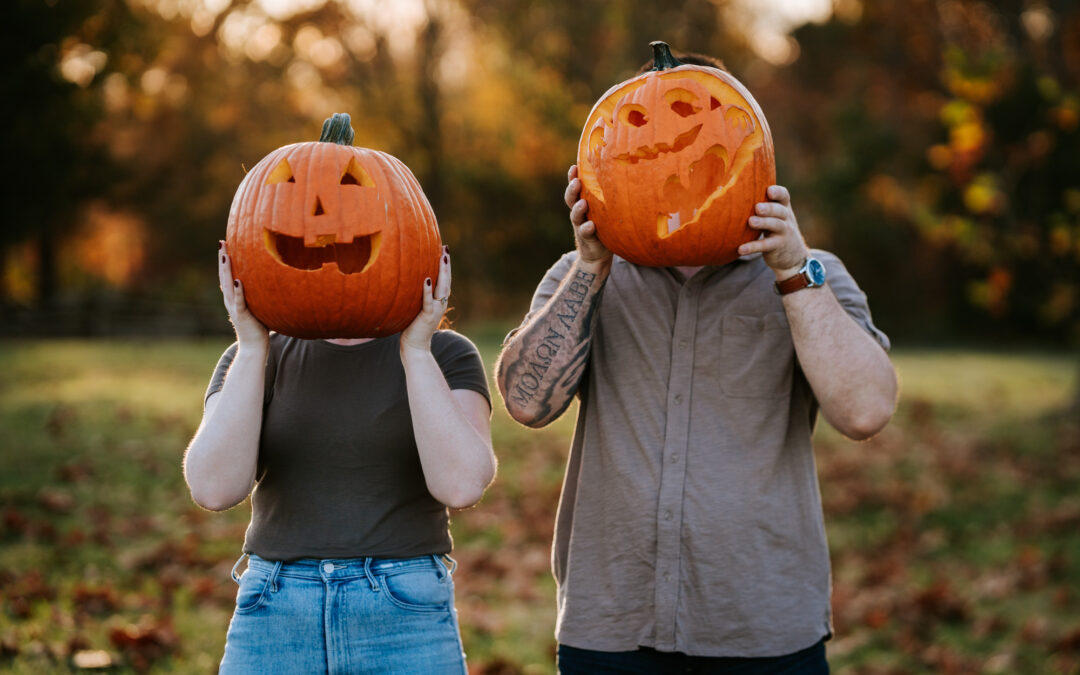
[739,186,898,441]
[496,166,613,427]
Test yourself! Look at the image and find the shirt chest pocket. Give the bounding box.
[707,312,795,399]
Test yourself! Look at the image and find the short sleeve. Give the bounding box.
[814,249,891,352]
[432,330,492,410]
[503,251,579,344]
[204,342,238,407]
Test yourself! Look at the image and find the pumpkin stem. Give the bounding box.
[649,41,683,71]
[319,113,355,145]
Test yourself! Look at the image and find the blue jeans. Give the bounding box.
[557,640,829,674]
[219,553,467,674]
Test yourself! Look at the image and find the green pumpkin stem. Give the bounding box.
[649,41,683,71]
[319,113,355,145]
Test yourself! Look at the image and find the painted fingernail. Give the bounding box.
[233,280,239,287]
[443,255,449,264]
[222,255,226,264]
[425,278,431,287]
[443,244,449,254]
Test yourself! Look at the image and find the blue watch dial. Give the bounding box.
[806,258,826,286]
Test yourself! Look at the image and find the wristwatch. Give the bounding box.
[775,257,827,295]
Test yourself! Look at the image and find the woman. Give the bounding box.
[184,242,495,674]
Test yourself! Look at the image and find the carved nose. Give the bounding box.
[313,195,326,216]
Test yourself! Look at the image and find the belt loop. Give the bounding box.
[230,553,249,584]
[444,554,457,576]
[268,560,283,592]
[363,557,379,592]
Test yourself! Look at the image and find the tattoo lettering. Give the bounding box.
[507,269,600,413]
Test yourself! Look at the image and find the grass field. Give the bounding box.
[1,334,1078,674]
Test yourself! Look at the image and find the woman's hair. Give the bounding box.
[635,51,727,75]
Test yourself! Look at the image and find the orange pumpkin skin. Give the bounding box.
[226,114,441,339]
[576,42,775,267]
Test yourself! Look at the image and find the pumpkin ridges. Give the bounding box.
[576,48,774,267]
[227,117,440,338]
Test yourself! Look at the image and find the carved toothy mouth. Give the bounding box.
[613,124,702,164]
[263,229,382,274]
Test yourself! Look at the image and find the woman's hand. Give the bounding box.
[219,241,268,348]
[738,185,812,280]
[401,245,450,354]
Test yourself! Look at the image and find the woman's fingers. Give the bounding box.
[434,246,451,306]
[219,242,236,307]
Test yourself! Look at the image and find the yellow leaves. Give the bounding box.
[967,266,1012,316]
[1050,95,1079,133]
[1041,284,1077,324]
[950,120,987,155]
[944,69,1004,106]
[865,174,911,218]
[927,144,953,171]
[962,174,1004,216]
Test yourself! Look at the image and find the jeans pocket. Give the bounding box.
[379,567,452,613]
[234,567,273,614]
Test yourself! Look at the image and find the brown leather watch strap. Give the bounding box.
[775,270,810,295]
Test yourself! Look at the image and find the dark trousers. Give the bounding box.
[557,639,829,675]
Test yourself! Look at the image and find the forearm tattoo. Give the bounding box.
[500,268,603,424]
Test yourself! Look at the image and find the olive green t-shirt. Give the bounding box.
[205,330,490,561]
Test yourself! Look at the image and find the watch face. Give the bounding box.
[806,258,827,286]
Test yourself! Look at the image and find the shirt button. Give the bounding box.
[663,572,672,582]
[670,454,680,463]
[322,562,335,574]
[678,339,688,349]
[664,510,673,521]
[674,394,683,404]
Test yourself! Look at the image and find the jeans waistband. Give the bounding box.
[232,552,455,585]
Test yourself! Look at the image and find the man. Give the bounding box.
[496,148,897,670]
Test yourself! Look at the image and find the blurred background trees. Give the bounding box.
[2,0,1078,346]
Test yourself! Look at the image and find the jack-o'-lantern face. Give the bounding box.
[226,113,441,339]
[577,42,775,267]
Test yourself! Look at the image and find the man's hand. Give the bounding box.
[565,165,612,268]
[738,185,811,280]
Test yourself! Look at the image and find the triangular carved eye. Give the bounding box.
[341,157,375,187]
[265,158,295,185]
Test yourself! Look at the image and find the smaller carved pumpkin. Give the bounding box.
[576,42,776,267]
[226,113,441,338]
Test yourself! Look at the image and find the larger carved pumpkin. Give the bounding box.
[226,113,441,339]
[576,42,775,267]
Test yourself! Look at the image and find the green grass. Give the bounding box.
[1,337,1079,673]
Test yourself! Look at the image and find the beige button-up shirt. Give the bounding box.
[515,250,889,657]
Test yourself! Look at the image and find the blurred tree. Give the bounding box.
[0,0,140,308]
[768,0,1079,348]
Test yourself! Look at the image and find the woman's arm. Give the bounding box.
[401,248,496,509]
[183,243,268,511]
[495,165,612,427]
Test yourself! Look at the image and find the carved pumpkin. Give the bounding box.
[226,113,441,339]
[576,42,775,267]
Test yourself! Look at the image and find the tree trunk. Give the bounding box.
[418,4,443,214]
[37,221,56,309]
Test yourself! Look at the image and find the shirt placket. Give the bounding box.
[652,277,699,651]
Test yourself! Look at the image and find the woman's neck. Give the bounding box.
[323,338,375,346]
